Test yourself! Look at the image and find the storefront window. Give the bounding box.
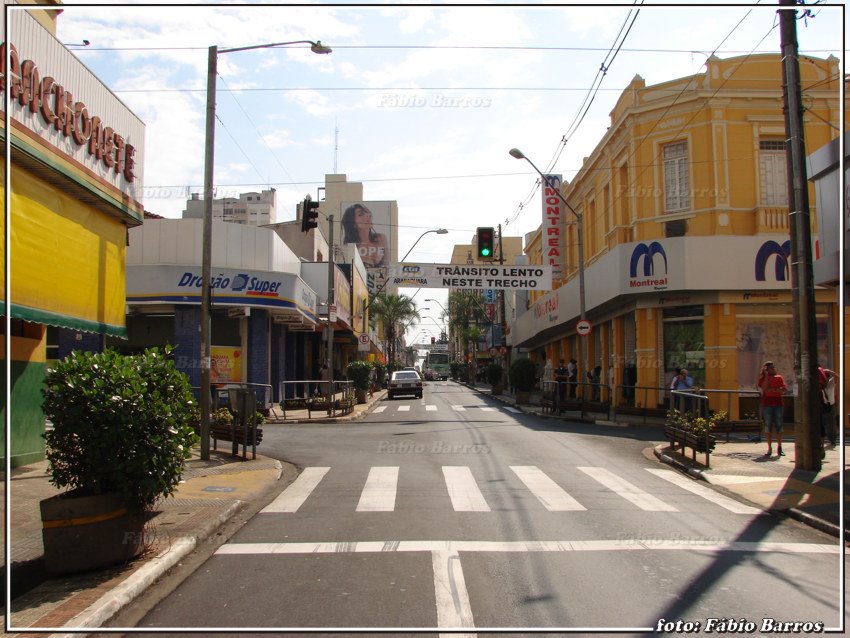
[737,305,832,393]
[663,305,704,386]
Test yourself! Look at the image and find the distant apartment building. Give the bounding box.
[512,53,840,418]
[183,188,277,226]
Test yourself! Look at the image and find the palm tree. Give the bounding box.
[369,293,420,367]
[447,291,488,364]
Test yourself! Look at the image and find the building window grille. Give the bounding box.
[662,141,689,212]
[759,139,789,206]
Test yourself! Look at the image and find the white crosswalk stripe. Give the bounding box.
[357,466,399,512]
[479,407,495,412]
[577,466,677,511]
[260,465,755,515]
[443,466,490,511]
[398,405,411,412]
[426,405,438,411]
[373,406,387,413]
[452,405,466,412]
[510,466,586,511]
[645,468,762,514]
[261,467,329,513]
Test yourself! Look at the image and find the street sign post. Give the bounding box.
[358,333,370,352]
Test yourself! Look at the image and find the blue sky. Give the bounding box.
[49,1,844,343]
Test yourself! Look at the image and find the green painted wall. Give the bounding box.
[2,359,47,467]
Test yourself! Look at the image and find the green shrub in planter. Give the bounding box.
[42,347,199,512]
[509,357,538,393]
[346,360,373,391]
[372,362,387,385]
[486,363,504,386]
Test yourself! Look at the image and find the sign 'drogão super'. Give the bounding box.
[0,42,136,182]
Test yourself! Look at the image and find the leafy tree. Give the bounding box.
[368,293,420,366]
[447,291,488,364]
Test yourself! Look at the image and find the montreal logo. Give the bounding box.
[754,240,791,281]
[629,242,667,277]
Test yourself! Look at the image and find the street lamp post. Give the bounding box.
[509,147,587,384]
[200,39,331,460]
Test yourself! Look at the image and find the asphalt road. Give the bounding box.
[124,381,843,636]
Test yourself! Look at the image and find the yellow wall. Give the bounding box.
[3,162,128,335]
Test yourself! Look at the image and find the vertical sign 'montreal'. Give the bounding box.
[542,174,565,281]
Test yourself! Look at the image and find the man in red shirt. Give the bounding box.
[757,361,788,457]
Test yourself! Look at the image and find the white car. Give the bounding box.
[388,370,423,399]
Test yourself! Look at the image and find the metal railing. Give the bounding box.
[278,380,355,418]
[540,380,613,419]
[191,382,273,414]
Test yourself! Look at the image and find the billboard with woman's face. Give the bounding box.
[340,201,395,294]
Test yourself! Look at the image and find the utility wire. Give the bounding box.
[507,2,644,229]
[579,17,781,249]
[218,75,299,188]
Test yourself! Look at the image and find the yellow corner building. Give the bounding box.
[514,54,840,420]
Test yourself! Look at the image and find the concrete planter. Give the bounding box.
[40,491,146,574]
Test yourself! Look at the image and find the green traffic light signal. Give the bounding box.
[476,227,495,260]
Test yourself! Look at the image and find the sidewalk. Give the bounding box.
[2,382,843,634]
[2,391,387,635]
[473,380,846,536]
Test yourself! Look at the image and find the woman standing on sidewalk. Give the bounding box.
[757,360,788,457]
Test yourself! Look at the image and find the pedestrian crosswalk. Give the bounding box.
[260,465,759,516]
[372,404,509,415]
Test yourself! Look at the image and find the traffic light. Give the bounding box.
[431,336,436,344]
[476,227,495,260]
[301,196,320,232]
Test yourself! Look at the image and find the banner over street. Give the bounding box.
[387,264,552,291]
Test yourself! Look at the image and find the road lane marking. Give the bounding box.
[432,550,476,634]
[398,405,411,412]
[577,466,677,512]
[443,466,490,512]
[261,467,330,513]
[479,407,495,412]
[452,405,466,412]
[645,468,762,515]
[217,540,840,555]
[426,405,438,411]
[373,406,387,413]
[510,466,586,511]
[357,466,399,512]
[504,407,521,413]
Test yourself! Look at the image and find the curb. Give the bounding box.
[652,446,843,538]
[49,499,242,634]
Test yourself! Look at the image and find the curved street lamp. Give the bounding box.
[509,147,587,380]
[199,39,332,459]
[401,228,448,262]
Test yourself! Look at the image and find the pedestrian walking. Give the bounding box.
[555,359,569,407]
[757,361,788,457]
[670,368,693,391]
[566,358,578,398]
[818,364,838,449]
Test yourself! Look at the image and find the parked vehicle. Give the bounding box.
[388,370,423,399]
